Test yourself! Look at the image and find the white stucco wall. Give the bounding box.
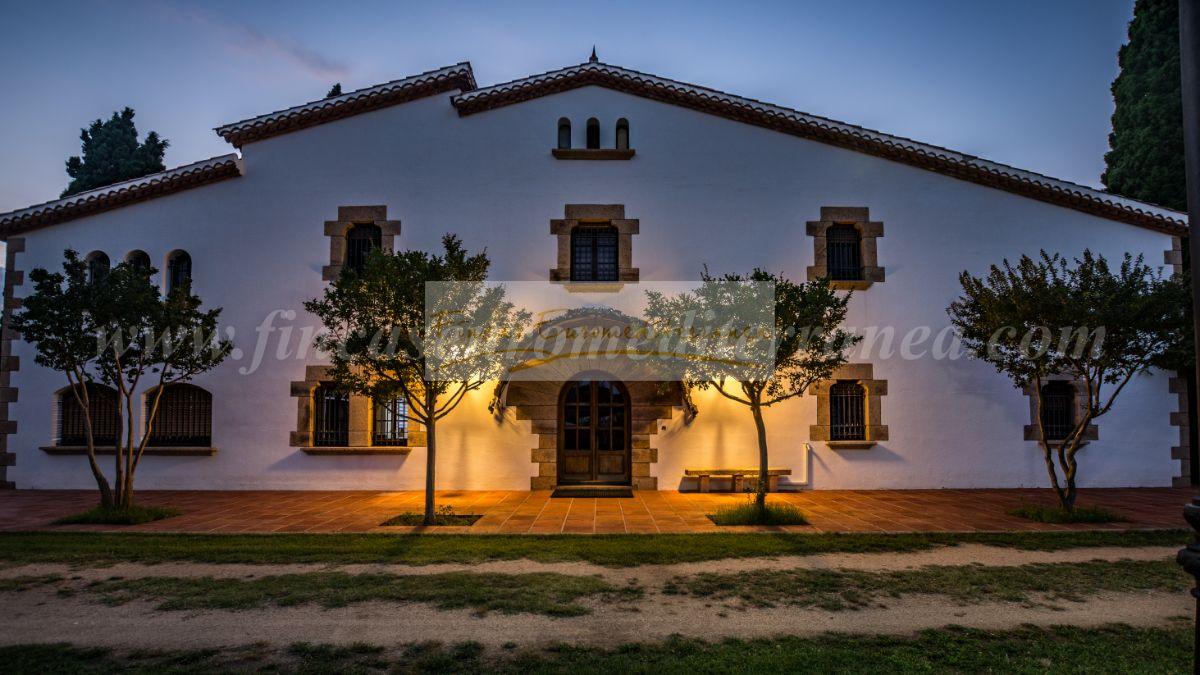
[6,83,1181,491]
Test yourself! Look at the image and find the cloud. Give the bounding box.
[154,2,349,80]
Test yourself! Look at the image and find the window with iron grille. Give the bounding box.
[125,250,151,272]
[1040,381,1075,441]
[167,250,192,292]
[86,252,110,285]
[346,224,382,274]
[58,384,120,446]
[313,384,349,447]
[372,396,408,446]
[146,384,212,447]
[826,224,863,281]
[829,380,866,440]
[570,225,619,281]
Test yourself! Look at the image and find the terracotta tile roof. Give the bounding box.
[454,60,1187,234]
[215,62,476,147]
[0,154,243,237]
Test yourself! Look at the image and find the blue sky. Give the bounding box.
[0,0,1138,213]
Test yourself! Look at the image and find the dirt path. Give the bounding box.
[0,589,1187,649]
[0,544,1185,649]
[0,544,1177,587]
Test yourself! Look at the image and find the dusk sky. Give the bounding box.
[0,0,1140,214]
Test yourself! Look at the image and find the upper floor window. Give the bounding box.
[570,225,619,282]
[146,384,213,447]
[616,118,630,150]
[557,118,572,149]
[829,380,866,441]
[125,250,151,273]
[166,250,192,292]
[826,224,862,281]
[85,252,109,285]
[372,395,408,446]
[586,117,600,149]
[58,383,119,446]
[346,223,382,274]
[313,383,349,447]
[1040,381,1075,441]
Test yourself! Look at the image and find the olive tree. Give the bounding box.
[948,250,1184,512]
[14,250,231,509]
[305,235,529,525]
[644,269,857,511]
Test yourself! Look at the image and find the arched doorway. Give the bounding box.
[558,379,631,485]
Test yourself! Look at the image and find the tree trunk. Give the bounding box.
[750,398,769,512]
[423,388,438,526]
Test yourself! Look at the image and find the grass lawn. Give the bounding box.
[0,623,1189,673]
[81,571,640,616]
[1008,503,1126,524]
[53,505,181,525]
[664,559,1186,610]
[708,500,808,526]
[0,530,1185,567]
[380,512,483,526]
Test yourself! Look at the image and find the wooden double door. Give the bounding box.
[557,380,631,485]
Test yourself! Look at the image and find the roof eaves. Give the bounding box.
[215,62,476,147]
[0,154,243,237]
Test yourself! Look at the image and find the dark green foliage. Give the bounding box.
[0,531,1183,567]
[949,251,1185,510]
[12,251,232,508]
[53,506,181,526]
[326,83,342,97]
[1103,0,1184,210]
[62,108,168,198]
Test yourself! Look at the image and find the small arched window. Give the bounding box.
[586,117,600,149]
[570,225,619,282]
[58,383,119,446]
[372,395,408,446]
[1040,381,1075,441]
[146,384,212,447]
[615,118,629,150]
[557,117,572,149]
[166,250,192,293]
[85,252,110,285]
[829,381,866,441]
[313,383,349,447]
[346,224,382,274]
[125,250,151,273]
[826,224,863,281]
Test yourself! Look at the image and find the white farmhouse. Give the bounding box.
[0,56,1188,493]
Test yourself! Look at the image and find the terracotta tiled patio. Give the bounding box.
[0,487,1193,534]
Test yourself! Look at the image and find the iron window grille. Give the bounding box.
[313,384,350,447]
[570,225,619,281]
[167,251,192,292]
[826,224,863,281]
[146,384,212,447]
[829,380,866,441]
[346,224,382,274]
[58,384,120,446]
[1040,381,1075,441]
[372,396,408,446]
[125,250,151,272]
[86,253,110,285]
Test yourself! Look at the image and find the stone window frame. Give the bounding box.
[809,363,888,449]
[289,365,423,454]
[1022,377,1098,446]
[549,204,639,290]
[322,205,401,281]
[805,206,885,290]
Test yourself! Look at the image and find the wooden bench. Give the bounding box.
[684,468,792,493]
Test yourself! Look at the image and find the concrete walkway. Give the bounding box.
[0,487,1191,533]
